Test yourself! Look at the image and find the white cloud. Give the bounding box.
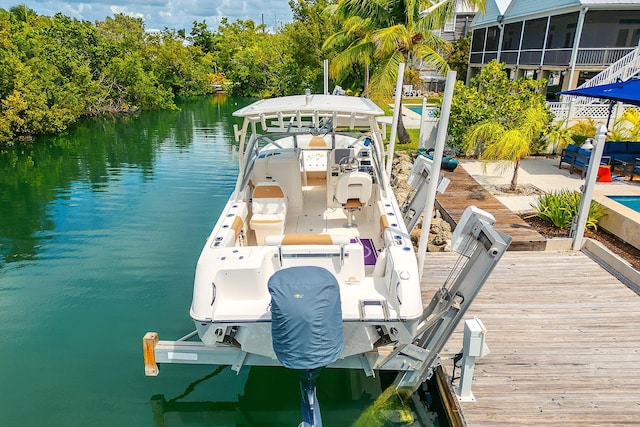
[110,6,145,20]
[24,0,294,31]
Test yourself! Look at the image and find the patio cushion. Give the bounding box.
[574,148,592,167]
[603,141,627,156]
[627,142,640,154]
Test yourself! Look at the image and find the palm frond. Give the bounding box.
[371,24,411,56]
[412,38,449,74]
[483,129,532,162]
[464,121,506,154]
[366,50,405,102]
[336,0,393,25]
[329,39,375,78]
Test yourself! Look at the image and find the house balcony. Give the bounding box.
[470,47,634,69]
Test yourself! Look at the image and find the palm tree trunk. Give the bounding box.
[510,159,519,190]
[364,65,369,92]
[397,112,412,144]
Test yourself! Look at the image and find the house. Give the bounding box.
[432,1,478,42]
[414,1,479,93]
[467,0,640,100]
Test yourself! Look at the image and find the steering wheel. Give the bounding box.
[338,156,359,173]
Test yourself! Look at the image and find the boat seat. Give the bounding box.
[264,234,350,246]
[309,136,328,148]
[250,182,287,245]
[334,172,372,228]
[252,150,303,212]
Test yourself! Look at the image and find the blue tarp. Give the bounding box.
[268,266,344,370]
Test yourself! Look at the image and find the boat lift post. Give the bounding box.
[385,62,405,179]
[416,70,456,279]
[323,59,329,95]
[571,124,607,250]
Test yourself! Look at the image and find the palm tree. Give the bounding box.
[465,105,548,190]
[9,4,38,23]
[613,109,640,141]
[545,118,574,154]
[323,0,485,143]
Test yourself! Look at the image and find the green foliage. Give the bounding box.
[569,118,597,145]
[545,118,575,154]
[0,2,347,145]
[445,36,470,80]
[449,60,550,152]
[531,190,607,230]
[459,62,551,189]
[609,109,640,141]
[0,8,220,145]
[324,0,484,144]
[324,0,485,103]
[209,1,338,98]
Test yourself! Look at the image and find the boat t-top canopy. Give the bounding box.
[232,94,384,120]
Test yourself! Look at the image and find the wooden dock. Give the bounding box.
[422,251,640,426]
[436,168,546,251]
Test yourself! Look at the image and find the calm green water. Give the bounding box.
[0,97,438,427]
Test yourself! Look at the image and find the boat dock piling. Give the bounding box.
[143,332,159,376]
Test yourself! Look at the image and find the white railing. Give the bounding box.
[562,44,640,112]
[577,45,640,89]
[576,48,635,67]
[548,102,640,124]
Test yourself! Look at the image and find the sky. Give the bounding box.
[19,0,294,32]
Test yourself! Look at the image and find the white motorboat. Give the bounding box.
[145,92,511,391]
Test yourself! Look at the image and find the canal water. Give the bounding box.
[0,97,440,426]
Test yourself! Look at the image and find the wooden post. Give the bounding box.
[143,332,159,376]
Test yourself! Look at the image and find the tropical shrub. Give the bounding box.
[531,189,606,230]
[609,109,640,141]
[569,118,597,145]
[449,60,550,153]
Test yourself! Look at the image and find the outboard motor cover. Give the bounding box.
[268,266,344,369]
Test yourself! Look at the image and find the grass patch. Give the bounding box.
[383,126,420,154]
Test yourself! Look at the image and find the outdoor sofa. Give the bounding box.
[559,142,640,178]
[603,142,640,175]
[558,144,610,178]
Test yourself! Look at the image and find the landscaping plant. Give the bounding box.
[531,190,606,230]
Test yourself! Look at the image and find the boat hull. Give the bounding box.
[194,317,419,360]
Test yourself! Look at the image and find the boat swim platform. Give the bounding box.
[422,251,640,426]
[436,167,546,251]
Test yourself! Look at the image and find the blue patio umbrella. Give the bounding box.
[559,78,640,127]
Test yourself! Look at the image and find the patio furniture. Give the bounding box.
[603,141,640,163]
[558,143,611,179]
[611,158,630,176]
[630,158,640,181]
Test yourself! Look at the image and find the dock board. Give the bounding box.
[422,251,640,426]
[436,168,546,251]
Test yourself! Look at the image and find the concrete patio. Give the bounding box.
[460,157,640,212]
[460,157,640,250]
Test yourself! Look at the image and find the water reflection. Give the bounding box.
[0,96,248,269]
[149,367,437,426]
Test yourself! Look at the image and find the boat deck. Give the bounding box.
[422,251,640,425]
[282,183,378,240]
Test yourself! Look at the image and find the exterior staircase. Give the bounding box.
[550,43,640,122]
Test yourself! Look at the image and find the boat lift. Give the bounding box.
[401,154,450,233]
[143,206,511,393]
